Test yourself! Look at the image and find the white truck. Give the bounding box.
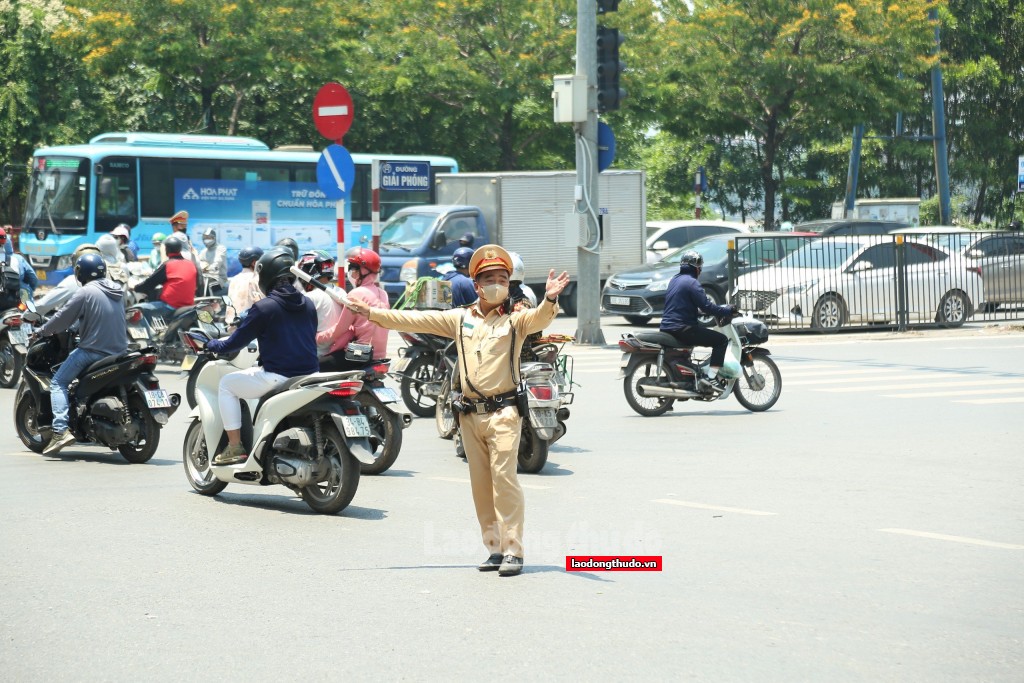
[376,170,647,314]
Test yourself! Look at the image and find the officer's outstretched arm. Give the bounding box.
[368,308,462,339]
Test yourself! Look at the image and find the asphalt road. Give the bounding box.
[1,319,1022,681]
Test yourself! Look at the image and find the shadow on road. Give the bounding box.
[199,491,388,519]
[41,451,178,467]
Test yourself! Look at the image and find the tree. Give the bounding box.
[660,0,940,228]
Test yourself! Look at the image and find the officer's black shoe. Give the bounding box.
[498,555,523,577]
[478,553,503,571]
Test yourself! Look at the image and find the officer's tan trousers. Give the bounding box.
[459,406,525,558]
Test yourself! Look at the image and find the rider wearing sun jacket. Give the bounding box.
[660,251,736,378]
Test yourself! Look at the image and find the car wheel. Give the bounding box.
[698,288,724,326]
[937,289,970,328]
[811,294,846,332]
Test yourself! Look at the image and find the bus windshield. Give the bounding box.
[24,156,90,233]
[380,212,438,249]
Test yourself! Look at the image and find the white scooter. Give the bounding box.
[180,331,376,515]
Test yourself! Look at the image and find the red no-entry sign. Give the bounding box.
[313,82,354,142]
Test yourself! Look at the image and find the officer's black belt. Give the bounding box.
[456,390,519,415]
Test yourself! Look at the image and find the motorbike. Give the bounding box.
[180,331,374,515]
[125,295,227,364]
[13,306,181,462]
[348,358,411,475]
[618,312,782,416]
[178,304,238,409]
[0,301,33,388]
[435,336,574,474]
[392,331,456,417]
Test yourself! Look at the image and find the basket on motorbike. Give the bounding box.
[396,278,452,311]
[734,318,769,345]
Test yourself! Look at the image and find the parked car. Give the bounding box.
[798,218,914,237]
[645,220,749,263]
[733,236,983,331]
[602,231,816,325]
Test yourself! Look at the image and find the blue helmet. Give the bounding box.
[238,245,264,268]
[452,247,475,270]
[74,253,107,285]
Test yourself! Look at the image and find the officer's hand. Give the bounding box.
[346,296,371,317]
[545,270,570,300]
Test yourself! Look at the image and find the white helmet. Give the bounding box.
[509,252,526,283]
[96,234,121,265]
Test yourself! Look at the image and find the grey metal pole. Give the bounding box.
[844,124,864,218]
[575,0,605,346]
[929,8,952,225]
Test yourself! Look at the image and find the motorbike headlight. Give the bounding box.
[56,255,73,270]
[648,279,670,292]
[400,258,419,283]
[777,279,817,295]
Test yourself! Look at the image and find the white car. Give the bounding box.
[733,236,983,330]
[645,220,749,263]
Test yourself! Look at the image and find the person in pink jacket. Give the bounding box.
[318,248,391,371]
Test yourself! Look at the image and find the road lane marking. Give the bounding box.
[884,387,1024,398]
[788,374,928,386]
[784,368,894,379]
[652,499,776,516]
[820,377,1024,393]
[954,396,1024,405]
[430,476,550,490]
[879,528,1024,550]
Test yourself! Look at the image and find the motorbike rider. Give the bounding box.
[205,248,319,466]
[345,245,569,577]
[35,244,102,316]
[111,224,138,261]
[508,252,537,308]
[148,233,166,269]
[198,227,228,295]
[441,246,476,307]
[227,246,265,319]
[36,253,128,455]
[0,230,37,308]
[660,250,737,383]
[132,235,197,325]
[96,234,130,291]
[317,247,390,372]
[0,226,13,260]
[166,211,205,294]
[275,237,300,260]
[296,250,342,357]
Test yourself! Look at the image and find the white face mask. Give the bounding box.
[203,238,215,247]
[479,283,508,304]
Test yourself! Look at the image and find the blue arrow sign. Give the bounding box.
[316,144,355,200]
[380,161,431,192]
[597,122,616,172]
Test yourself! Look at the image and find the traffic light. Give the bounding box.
[596,25,625,113]
[597,0,621,12]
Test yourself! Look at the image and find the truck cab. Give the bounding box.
[377,205,488,304]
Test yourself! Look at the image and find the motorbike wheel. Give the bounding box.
[0,336,24,388]
[517,424,548,474]
[435,378,457,440]
[182,419,228,495]
[733,352,782,412]
[117,396,160,463]
[400,354,440,417]
[185,356,208,409]
[623,358,674,417]
[354,392,402,475]
[14,390,47,453]
[299,424,361,514]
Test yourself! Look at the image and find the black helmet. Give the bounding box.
[255,247,296,295]
[459,233,475,247]
[164,235,184,256]
[452,247,474,270]
[74,252,107,284]
[275,237,299,260]
[238,245,263,268]
[679,250,703,269]
[297,250,335,280]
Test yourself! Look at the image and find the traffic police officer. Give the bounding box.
[346,245,569,576]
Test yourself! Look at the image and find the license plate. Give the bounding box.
[609,296,631,307]
[144,389,172,409]
[341,415,372,438]
[740,295,760,311]
[9,328,28,345]
[373,386,399,403]
[35,269,47,280]
[529,408,558,429]
[180,355,197,372]
[392,357,411,372]
[128,325,150,340]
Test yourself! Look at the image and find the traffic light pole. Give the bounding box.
[575,0,606,346]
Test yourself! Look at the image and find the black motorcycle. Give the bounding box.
[126,296,227,364]
[392,331,456,417]
[14,315,181,462]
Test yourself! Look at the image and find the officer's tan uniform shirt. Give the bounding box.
[368,298,558,398]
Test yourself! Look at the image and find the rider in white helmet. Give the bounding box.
[508,252,536,308]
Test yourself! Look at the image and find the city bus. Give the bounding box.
[18,132,459,284]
